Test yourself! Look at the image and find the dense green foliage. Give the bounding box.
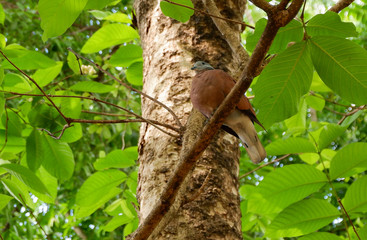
[0,0,366,239]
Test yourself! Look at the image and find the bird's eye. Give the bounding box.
[201,62,204,65]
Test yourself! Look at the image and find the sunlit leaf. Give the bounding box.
[298,232,342,240]
[109,44,143,67]
[94,147,137,170]
[160,0,194,23]
[32,61,63,87]
[343,175,367,213]
[265,137,317,155]
[126,61,143,86]
[102,215,134,232]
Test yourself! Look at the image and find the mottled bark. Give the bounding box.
[133,0,246,239]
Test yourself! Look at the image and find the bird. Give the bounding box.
[190,61,266,164]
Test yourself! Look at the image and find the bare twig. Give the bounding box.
[239,154,291,179]
[329,0,355,13]
[67,48,183,129]
[337,197,361,240]
[18,194,50,240]
[38,124,73,140]
[163,0,254,29]
[0,49,71,125]
[2,91,180,136]
[338,105,366,125]
[130,1,304,239]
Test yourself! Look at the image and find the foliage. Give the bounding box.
[0,0,366,240]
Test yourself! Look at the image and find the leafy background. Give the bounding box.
[0,0,366,239]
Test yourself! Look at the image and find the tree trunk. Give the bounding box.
[133,0,246,239]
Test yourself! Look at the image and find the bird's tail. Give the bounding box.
[224,111,266,164]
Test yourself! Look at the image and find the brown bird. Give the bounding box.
[190,61,266,164]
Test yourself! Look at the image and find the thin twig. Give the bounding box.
[309,91,351,108]
[0,49,71,125]
[338,105,366,125]
[2,90,180,135]
[163,0,254,29]
[67,48,183,130]
[337,197,361,240]
[81,110,134,118]
[239,154,291,179]
[18,194,50,240]
[38,124,73,140]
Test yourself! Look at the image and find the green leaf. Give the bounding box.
[266,199,340,238]
[1,178,35,208]
[330,142,367,180]
[248,164,327,215]
[343,175,367,213]
[310,72,331,92]
[126,61,143,86]
[85,0,119,10]
[102,215,134,232]
[32,62,63,87]
[38,0,88,40]
[76,169,127,206]
[265,138,317,155]
[298,232,342,240]
[70,81,115,93]
[0,194,12,210]
[0,130,26,154]
[307,12,357,38]
[318,124,346,150]
[26,129,45,171]
[2,111,23,137]
[42,136,75,181]
[299,153,320,165]
[81,24,139,53]
[160,0,194,23]
[3,73,32,93]
[94,147,137,170]
[0,33,5,49]
[104,12,132,23]
[0,94,4,120]
[59,123,83,143]
[358,225,367,240]
[89,10,111,20]
[67,51,82,75]
[254,42,313,128]
[310,37,367,105]
[32,167,58,203]
[0,164,49,195]
[284,98,307,137]
[305,94,325,111]
[109,44,143,67]
[2,49,56,70]
[246,19,303,54]
[0,3,4,25]
[75,187,122,219]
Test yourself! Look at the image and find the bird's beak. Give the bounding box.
[191,66,196,70]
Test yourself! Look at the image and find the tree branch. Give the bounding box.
[67,48,183,130]
[329,0,354,13]
[129,1,304,239]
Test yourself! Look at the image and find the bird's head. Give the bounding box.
[191,61,214,71]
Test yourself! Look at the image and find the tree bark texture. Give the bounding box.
[134,0,247,239]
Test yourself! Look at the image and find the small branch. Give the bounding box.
[337,197,361,240]
[38,124,73,140]
[329,0,354,13]
[239,154,291,179]
[3,91,180,136]
[309,91,351,108]
[250,0,275,14]
[163,0,254,29]
[0,49,71,125]
[81,110,134,118]
[18,194,50,240]
[67,48,183,130]
[338,105,366,125]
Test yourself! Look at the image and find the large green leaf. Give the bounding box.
[2,73,32,93]
[94,147,137,170]
[126,61,143,86]
[38,0,88,40]
[248,164,327,215]
[246,19,303,54]
[32,62,63,87]
[102,215,134,232]
[109,44,143,67]
[75,187,122,219]
[265,138,317,156]
[307,11,357,38]
[2,49,56,70]
[0,3,4,25]
[81,24,139,53]
[76,169,127,206]
[266,199,340,238]
[310,37,367,105]
[305,94,325,111]
[160,0,194,23]
[342,175,367,213]
[42,136,75,181]
[298,232,342,240]
[1,178,35,209]
[32,167,58,204]
[26,129,45,172]
[0,164,49,195]
[0,130,26,154]
[70,81,115,93]
[318,123,347,150]
[85,0,119,10]
[330,142,367,180]
[2,111,23,137]
[253,42,313,128]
